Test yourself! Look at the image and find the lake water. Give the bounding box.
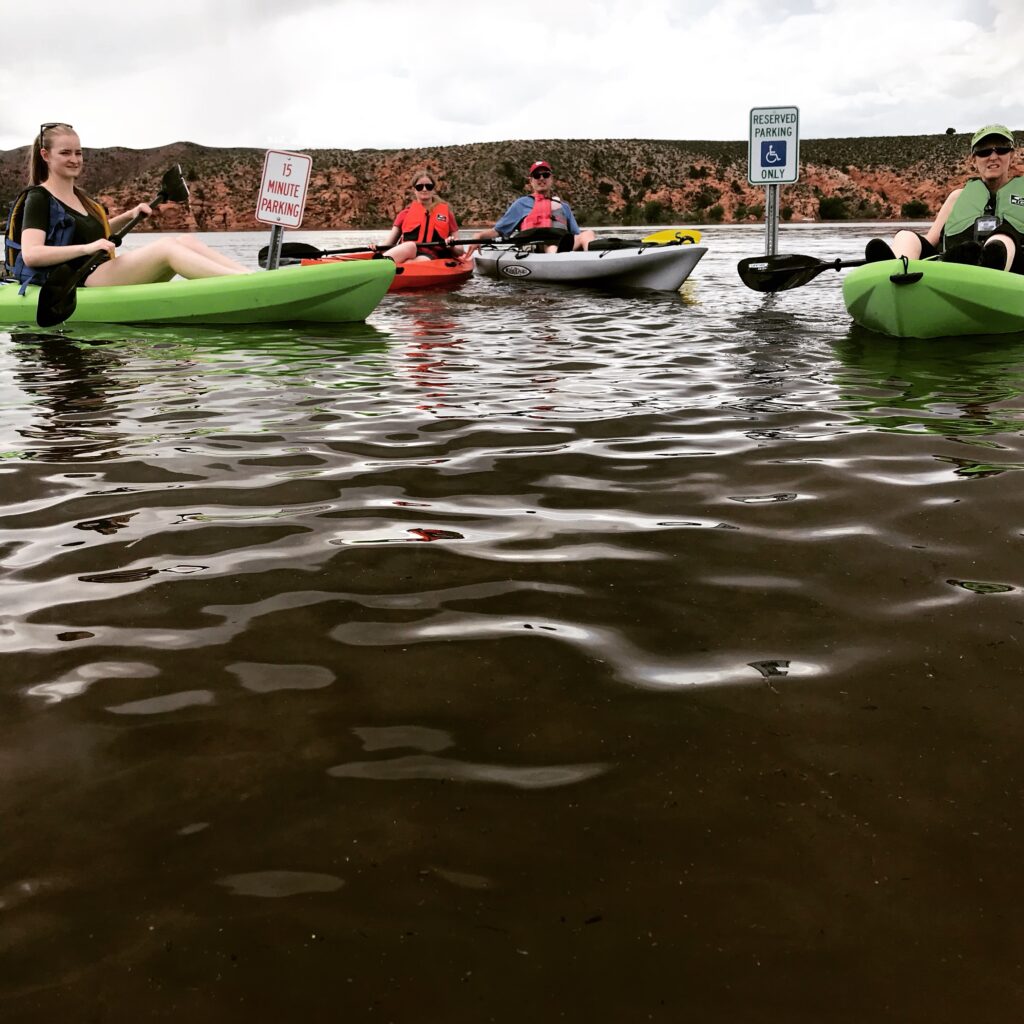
[3,223,1024,1022]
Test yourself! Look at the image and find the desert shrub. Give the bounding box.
[691,184,722,210]
[901,199,931,218]
[643,200,666,223]
[819,196,851,220]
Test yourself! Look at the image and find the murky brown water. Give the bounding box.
[3,224,1024,1021]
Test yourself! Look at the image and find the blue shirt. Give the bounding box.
[494,196,582,237]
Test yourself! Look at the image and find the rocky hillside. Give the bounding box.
[1,133,1009,232]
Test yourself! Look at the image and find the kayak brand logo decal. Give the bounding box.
[1011,195,1024,207]
[501,265,532,277]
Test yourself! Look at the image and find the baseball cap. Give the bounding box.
[528,160,551,175]
[971,124,1015,150]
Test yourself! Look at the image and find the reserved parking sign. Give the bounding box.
[749,107,800,185]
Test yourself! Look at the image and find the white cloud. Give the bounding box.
[1,0,1022,153]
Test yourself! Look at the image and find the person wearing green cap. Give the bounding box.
[864,123,1023,272]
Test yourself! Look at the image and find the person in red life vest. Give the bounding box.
[5,123,248,293]
[371,169,459,264]
[471,160,596,253]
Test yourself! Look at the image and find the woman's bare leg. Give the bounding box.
[85,235,248,286]
[383,241,417,264]
[175,234,248,271]
[982,233,1015,271]
[891,229,924,259]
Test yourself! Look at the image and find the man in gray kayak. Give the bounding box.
[472,160,596,253]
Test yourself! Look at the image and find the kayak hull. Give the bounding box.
[843,259,1024,339]
[304,252,474,292]
[0,259,395,326]
[474,244,706,292]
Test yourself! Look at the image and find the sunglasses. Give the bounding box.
[40,121,73,139]
[974,145,1013,157]
[413,182,435,191]
[531,170,551,179]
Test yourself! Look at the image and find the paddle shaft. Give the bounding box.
[262,229,698,266]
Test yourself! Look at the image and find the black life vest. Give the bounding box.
[3,187,110,294]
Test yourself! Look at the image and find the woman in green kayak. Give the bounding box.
[7,123,248,291]
[864,123,1023,273]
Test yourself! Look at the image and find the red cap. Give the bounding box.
[528,160,551,174]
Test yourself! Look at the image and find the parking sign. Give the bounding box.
[749,107,800,185]
[255,150,313,228]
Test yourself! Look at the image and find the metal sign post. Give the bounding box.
[265,224,284,270]
[255,149,313,270]
[748,106,800,257]
[765,180,778,253]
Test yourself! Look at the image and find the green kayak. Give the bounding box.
[843,258,1024,339]
[0,259,395,326]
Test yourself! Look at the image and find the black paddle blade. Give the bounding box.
[36,263,82,327]
[160,164,190,204]
[258,242,326,267]
[737,254,835,292]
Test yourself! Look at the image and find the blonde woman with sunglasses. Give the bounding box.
[371,169,459,264]
[864,123,1023,273]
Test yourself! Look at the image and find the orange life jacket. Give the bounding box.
[518,194,569,232]
[400,201,454,245]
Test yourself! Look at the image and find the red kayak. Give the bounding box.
[302,253,474,293]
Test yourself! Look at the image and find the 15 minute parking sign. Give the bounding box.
[748,106,800,185]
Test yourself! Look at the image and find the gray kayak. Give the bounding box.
[474,243,706,292]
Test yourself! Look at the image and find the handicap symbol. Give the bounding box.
[761,140,786,166]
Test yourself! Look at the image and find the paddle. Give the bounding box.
[642,228,701,245]
[261,227,703,268]
[257,239,460,267]
[736,253,870,293]
[36,164,190,328]
[256,232,562,268]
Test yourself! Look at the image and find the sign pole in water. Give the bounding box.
[256,149,313,270]
[748,106,800,257]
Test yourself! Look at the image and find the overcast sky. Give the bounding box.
[1,0,1021,154]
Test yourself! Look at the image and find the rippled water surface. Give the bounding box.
[4,224,1024,1021]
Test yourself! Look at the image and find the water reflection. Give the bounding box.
[5,225,1024,1021]
[9,333,130,461]
[833,332,1024,436]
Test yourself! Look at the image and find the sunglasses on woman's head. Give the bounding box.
[40,122,73,138]
[414,182,435,191]
[974,145,1013,157]
[531,170,551,179]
